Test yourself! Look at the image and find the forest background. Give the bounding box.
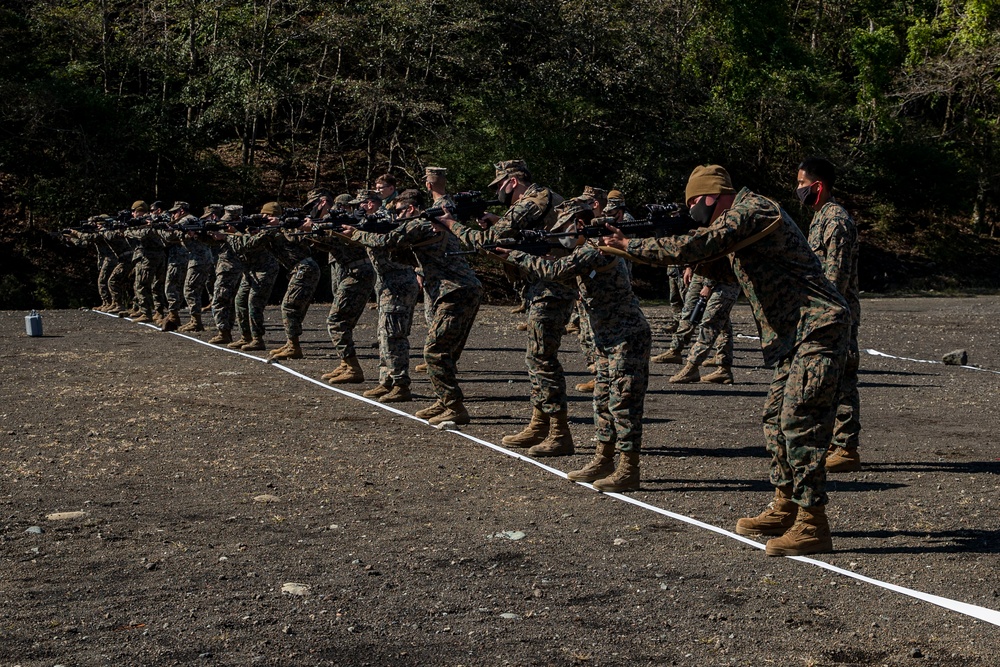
[1,0,998,308]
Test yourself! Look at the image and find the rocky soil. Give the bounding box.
[1,297,999,666]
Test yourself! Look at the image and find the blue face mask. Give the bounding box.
[689,198,717,226]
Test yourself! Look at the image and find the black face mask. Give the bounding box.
[689,198,717,226]
[496,183,513,207]
[796,184,818,207]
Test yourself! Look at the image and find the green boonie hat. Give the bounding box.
[131,200,148,212]
[685,164,735,203]
[260,201,283,216]
[552,195,595,231]
[582,186,608,201]
[489,159,530,187]
[202,204,224,219]
[169,201,190,213]
[424,166,447,183]
[221,205,243,222]
[605,189,626,211]
[334,193,352,205]
[348,189,380,205]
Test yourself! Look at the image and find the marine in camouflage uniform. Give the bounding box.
[229,202,321,359]
[443,160,574,453]
[504,196,651,491]
[351,189,483,421]
[70,217,123,311]
[229,232,279,350]
[351,189,419,391]
[124,210,169,323]
[301,190,375,384]
[605,165,849,556]
[799,157,862,473]
[206,206,247,344]
[158,202,215,331]
[667,260,740,384]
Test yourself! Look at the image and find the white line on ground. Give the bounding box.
[93,309,1000,627]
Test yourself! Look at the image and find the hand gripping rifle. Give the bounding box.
[445,229,562,257]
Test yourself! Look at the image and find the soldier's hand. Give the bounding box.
[338,226,356,238]
[490,246,511,258]
[699,285,711,298]
[479,212,500,227]
[598,223,628,250]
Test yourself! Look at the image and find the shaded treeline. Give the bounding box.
[2,0,999,307]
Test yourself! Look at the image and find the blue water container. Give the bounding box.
[25,310,43,337]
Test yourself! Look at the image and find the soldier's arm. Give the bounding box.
[819,213,854,298]
[504,246,602,283]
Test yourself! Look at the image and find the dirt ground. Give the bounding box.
[2,296,999,666]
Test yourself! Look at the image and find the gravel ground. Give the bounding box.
[1,296,999,666]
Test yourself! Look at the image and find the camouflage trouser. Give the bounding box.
[164,260,188,312]
[183,261,212,314]
[108,255,135,309]
[134,253,166,315]
[667,274,705,353]
[97,256,118,305]
[576,301,597,367]
[212,258,244,332]
[236,268,278,340]
[661,266,686,334]
[327,259,376,359]
[281,258,321,339]
[525,294,575,414]
[425,287,483,406]
[687,282,739,366]
[761,326,849,508]
[832,324,861,450]
[376,269,419,387]
[594,328,651,453]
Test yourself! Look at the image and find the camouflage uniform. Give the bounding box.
[685,261,740,366]
[508,244,650,452]
[161,216,214,313]
[367,244,419,388]
[229,239,279,341]
[230,229,320,339]
[209,237,245,332]
[450,182,572,415]
[74,228,125,307]
[102,230,136,309]
[355,219,482,405]
[124,225,168,316]
[161,237,190,313]
[624,188,850,507]
[808,200,861,451]
[308,233,376,361]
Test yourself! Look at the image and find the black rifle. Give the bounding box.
[445,229,561,257]
[575,203,695,239]
[286,211,361,236]
[341,213,400,234]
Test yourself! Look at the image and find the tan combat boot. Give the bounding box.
[509,303,526,314]
[228,335,252,349]
[702,353,725,367]
[515,321,528,331]
[241,337,266,351]
[501,408,549,448]
[415,401,447,420]
[575,378,595,393]
[592,451,641,492]
[269,337,303,360]
[735,487,798,536]
[565,321,581,335]
[133,311,154,324]
[428,401,470,426]
[160,310,181,332]
[208,329,232,345]
[668,362,701,384]
[327,355,363,383]
[826,446,862,473]
[362,383,392,398]
[528,409,575,457]
[765,504,832,556]
[379,385,412,403]
[321,361,349,381]
[700,365,733,384]
[567,440,617,482]
[652,349,683,364]
[414,363,428,372]
[178,312,204,333]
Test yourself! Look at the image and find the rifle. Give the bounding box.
[570,203,695,239]
[285,211,360,236]
[445,229,561,257]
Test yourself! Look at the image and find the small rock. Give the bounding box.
[910,647,923,658]
[46,511,87,521]
[433,421,456,430]
[281,582,310,596]
[253,494,280,503]
[942,349,968,366]
[613,538,628,546]
[490,530,526,541]
[25,526,43,534]
[500,613,521,620]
